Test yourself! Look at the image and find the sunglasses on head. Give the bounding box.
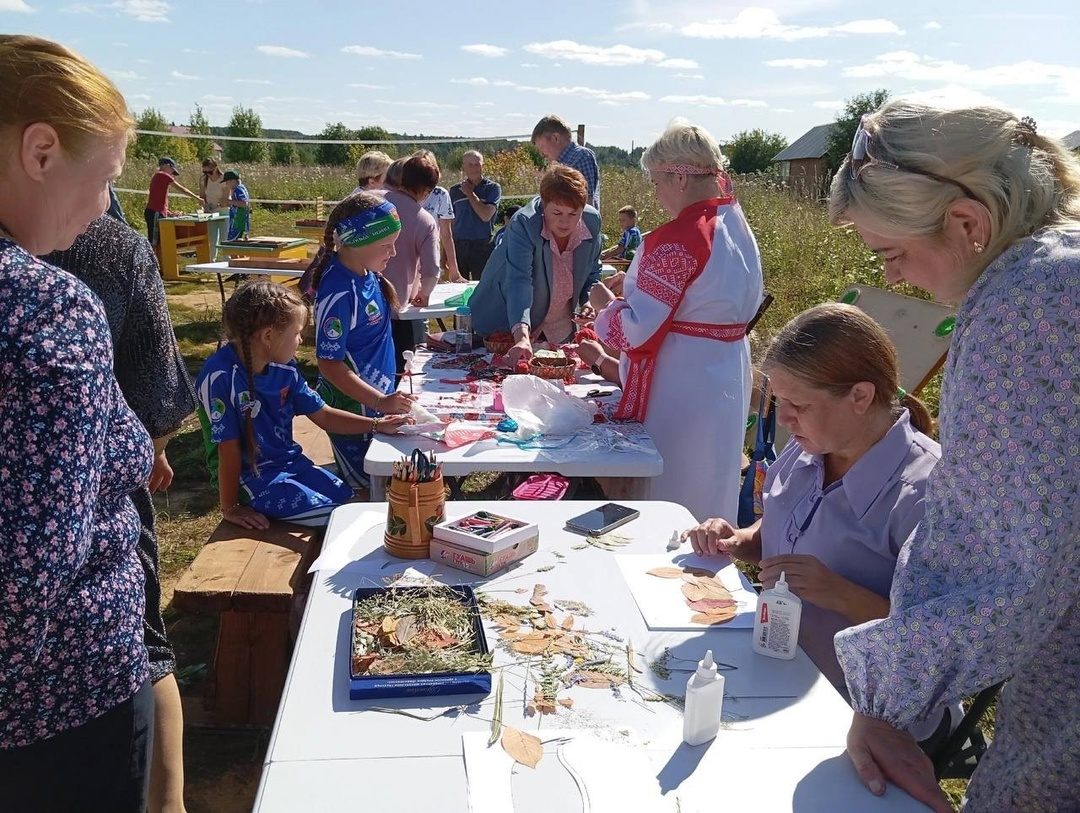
[848,115,983,206]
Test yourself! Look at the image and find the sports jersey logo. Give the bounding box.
[237,390,261,418]
[209,398,226,422]
[322,316,343,340]
[365,300,380,318]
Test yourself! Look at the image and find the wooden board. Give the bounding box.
[839,284,956,394]
[220,236,307,248]
[227,257,311,270]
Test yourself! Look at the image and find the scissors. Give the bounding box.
[409,449,437,481]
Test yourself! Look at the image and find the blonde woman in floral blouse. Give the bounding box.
[829,100,1080,811]
[0,36,154,812]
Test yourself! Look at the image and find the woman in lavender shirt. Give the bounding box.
[826,101,1080,812]
[684,303,940,699]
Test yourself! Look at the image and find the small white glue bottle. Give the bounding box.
[682,649,725,746]
[752,570,802,660]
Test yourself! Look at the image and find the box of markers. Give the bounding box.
[429,534,539,577]
[432,510,538,553]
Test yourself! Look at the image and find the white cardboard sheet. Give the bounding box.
[613,552,759,630]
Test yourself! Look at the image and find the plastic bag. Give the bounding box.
[396,400,444,435]
[501,374,597,440]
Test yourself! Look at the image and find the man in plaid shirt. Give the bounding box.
[532,115,600,211]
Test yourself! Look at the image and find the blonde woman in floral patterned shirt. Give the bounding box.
[829,100,1080,811]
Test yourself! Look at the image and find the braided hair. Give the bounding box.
[221,280,308,476]
[301,191,401,312]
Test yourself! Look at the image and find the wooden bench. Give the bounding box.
[172,414,336,726]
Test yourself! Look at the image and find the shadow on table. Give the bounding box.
[793,755,923,812]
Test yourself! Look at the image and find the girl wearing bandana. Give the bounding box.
[303,193,417,488]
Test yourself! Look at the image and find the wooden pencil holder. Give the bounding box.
[384,475,446,559]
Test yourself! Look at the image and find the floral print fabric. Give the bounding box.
[835,229,1080,810]
[0,240,152,748]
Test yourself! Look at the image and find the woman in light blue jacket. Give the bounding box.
[471,164,602,365]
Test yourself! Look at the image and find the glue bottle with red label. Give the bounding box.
[752,570,802,660]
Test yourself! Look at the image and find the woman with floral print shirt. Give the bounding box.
[829,100,1080,811]
[0,36,155,812]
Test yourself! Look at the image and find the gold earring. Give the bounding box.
[973,241,984,254]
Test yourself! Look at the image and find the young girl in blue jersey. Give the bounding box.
[301,192,416,488]
[196,281,410,529]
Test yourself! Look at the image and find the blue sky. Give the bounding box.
[5,0,1079,150]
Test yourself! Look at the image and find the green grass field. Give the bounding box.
[153,161,967,809]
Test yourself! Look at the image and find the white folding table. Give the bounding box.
[364,348,663,500]
[253,500,930,813]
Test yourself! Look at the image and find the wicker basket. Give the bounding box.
[528,356,576,380]
[483,336,515,355]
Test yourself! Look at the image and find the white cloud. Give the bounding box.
[111,0,169,23]
[843,51,1080,95]
[461,44,508,58]
[202,94,232,103]
[341,45,422,60]
[524,39,695,69]
[1,0,34,11]
[499,79,650,104]
[108,68,139,79]
[171,70,198,80]
[347,82,384,89]
[475,101,496,107]
[658,57,698,69]
[924,21,942,30]
[375,99,455,109]
[731,99,768,107]
[677,8,901,41]
[451,77,490,86]
[256,45,308,58]
[893,85,1008,111]
[674,73,704,80]
[766,58,828,69]
[812,100,843,110]
[659,94,727,106]
[127,93,150,100]
[235,78,272,85]
[520,63,540,68]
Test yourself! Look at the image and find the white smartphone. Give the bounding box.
[565,503,640,536]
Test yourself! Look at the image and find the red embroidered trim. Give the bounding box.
[670,321,746,341]
[634,243,696,309]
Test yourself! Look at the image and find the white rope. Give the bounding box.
[135,129,532,146]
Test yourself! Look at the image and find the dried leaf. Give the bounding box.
[560,615,575,631]
[352,653,379,674]
[493,614,521,630]
[380,615,400,646]
[525,702,537,717]
[502,726,543,769]
[691,608,737,625]
[511,638,552,655]
[395,615,418,646]
[558,698,574,709]
[687,597,737,612]
[572,670,626,689]
[530,584,549,605]
[681,582,711,602]
[535,698,558,715]
[646,566,685,579]
[488,673,504,746]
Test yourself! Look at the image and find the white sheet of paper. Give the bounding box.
[462,729,674,813]
[306,510,385,574]
[613,552,759,630]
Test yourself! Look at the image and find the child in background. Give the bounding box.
[303,192,417,488]
[601,205,642,262]
[221,169,251,240]
[493,204,522,248]
[196,281,410,528]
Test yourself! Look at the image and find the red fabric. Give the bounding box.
[612,196,737,423]
[669,321,746,341]
[147,170,174,215]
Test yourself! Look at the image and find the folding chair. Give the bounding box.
[928,681,1004,780]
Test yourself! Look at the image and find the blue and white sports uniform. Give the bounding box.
[313,256,396,488]
[196,342,352,526]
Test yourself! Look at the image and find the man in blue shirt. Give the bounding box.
[532,115,600,211]
[449,150,501,280]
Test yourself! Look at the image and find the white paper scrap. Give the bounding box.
[306,510,385,574]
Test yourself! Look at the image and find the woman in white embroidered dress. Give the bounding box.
[587,119,764,521]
